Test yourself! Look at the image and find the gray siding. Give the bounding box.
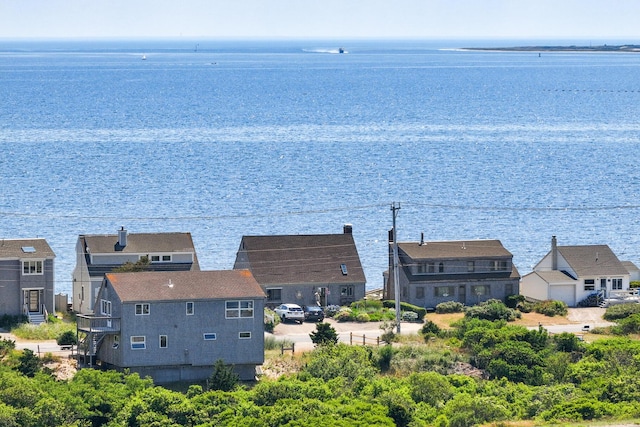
[95,284,264,382]
[0,259,54,316]
[265,282,366,308]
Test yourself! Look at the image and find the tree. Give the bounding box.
[309,322,338,346]
[16,349,41,377]
[56,330,77,347]
[112,255,150,272]
[208,359,239,391]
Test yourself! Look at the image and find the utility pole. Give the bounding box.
[391,202,401,334]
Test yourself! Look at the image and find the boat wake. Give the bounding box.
[303,48,347,54]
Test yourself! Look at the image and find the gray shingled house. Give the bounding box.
[384,237,520,309]
[233,225,366,308]
[77,269,266,383]
[520,236,630,307]
[0,238,56,323]
[72,227,199,314]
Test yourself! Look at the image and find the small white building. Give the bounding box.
[521,236,630,307]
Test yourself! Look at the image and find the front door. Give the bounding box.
[458,285,466,304]
[27,290,40,312]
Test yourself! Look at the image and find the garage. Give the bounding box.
[549,285,576,307]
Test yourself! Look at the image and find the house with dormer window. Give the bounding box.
[520,236,630,307]
[76,269,266,383]
[0,238,56,324]
[72,227,199,314]
[384,236,520,309]
[233,225,366,307]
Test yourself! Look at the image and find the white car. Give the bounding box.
[274,303,305,323]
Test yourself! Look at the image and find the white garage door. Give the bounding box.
[549,285,576,307]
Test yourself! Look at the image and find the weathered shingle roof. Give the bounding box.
[0,238,55,259]
[399,240,512,260]
[105,270,265,302]
[237,234,366,285]
[83,232,196,254]
[558,245,628,277]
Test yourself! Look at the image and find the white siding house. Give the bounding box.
[521,236,630,307]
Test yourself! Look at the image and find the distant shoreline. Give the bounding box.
[463,44,640,53]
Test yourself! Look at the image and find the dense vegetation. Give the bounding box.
[2,301,640,426]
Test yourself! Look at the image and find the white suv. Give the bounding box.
[274,303,305,323]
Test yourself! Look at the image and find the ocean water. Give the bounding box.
[1,39,640,296]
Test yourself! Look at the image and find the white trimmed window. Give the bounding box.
[225,301,254,318]
[239,332,251,339]
[131,336,146,350]
[101,299,112,316]
[435,286,454,297]
[150,254,172,262]
[135,303,150,315]
[490,260,508,271]
[113,335,120,349]
[186,302,194,315]
[472,285,490,296]
[612,278,623,290]
[203,333,217,340]
[22,260,43,275]
[159,335,168,348]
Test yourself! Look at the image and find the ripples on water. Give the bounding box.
[1,39,639,295]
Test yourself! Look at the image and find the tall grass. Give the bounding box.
[11,321,75,340]
[264,335,294,351]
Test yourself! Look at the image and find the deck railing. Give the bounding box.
[76,315,121,333]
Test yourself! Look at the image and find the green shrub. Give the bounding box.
[517,300,534,313]
[0,314,27,329]
[382,301,426,321]
[208,359,239,392]
[420,320,441,339]
[401,311,418,322]
[465,299,520,321]
[56,330,77,346]
[334,309,354,322]
[504,294,525,309]
[350,299,383,310]
[16,349,41,377]
[603,303,640,321]
[616,313,640,335]
[376,345,394,372]
[630,281,640,288]
[553,332,585,353]
[436,301,464,313]
[309,322,338,346]
[356,313,371,323]
[533,300,568,317]
[264,307,280,333]
[0,337,16,359]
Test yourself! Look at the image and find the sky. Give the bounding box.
[1,0,639,40]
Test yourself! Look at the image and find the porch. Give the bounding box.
[76,315,121,368]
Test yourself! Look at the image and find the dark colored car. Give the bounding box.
[303,305,325,322]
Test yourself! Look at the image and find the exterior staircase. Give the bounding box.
[28,313,46,325]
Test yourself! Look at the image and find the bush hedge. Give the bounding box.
[382,300,426,321]
[603,303,640,321]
